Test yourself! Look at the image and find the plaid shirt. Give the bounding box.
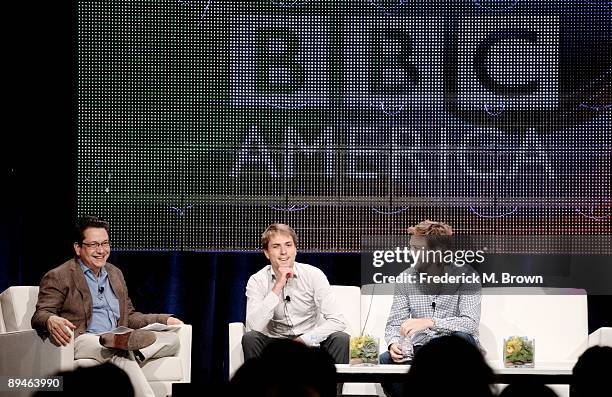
[384,265,481,347]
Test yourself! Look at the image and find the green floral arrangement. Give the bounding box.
[504,336,535,367]
[350,335,379,365]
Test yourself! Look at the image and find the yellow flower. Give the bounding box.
[506,336,523,352]
[506,346,514,354]
[351,336,365,349]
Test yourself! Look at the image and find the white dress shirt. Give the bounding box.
[245,262,347,346]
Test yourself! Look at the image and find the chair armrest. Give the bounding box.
[588,327,612,347]
[175,324,192,382]
[228,322,246,379]
[0,329,74,377]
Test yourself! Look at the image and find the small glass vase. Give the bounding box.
[503,336,535,368]
[349,335,380,366]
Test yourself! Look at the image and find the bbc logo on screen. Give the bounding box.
[230,14,559,110]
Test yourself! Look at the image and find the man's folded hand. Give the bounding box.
[46,315,76,346]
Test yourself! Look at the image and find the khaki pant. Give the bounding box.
[74,331,180,397]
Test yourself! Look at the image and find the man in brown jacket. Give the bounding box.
[31,216,183,397]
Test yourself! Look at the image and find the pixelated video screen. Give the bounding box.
[78,1,611,251]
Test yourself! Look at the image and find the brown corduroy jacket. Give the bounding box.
[31,258,170,341]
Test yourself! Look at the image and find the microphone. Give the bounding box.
[285,295,291,302]
[431,301,436,317]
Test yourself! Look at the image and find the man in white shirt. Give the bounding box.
[242,223,350,364]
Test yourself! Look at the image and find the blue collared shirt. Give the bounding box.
[79,260,120,333]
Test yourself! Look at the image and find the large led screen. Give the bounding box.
[78,1,611,251]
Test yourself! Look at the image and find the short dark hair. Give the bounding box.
[74,216,110,244]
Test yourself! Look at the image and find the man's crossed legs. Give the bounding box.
[75,331,180,397]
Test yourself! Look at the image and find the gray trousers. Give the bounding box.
[74,331,180,397]
[242,330,350,364]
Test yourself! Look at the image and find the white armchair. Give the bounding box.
[0,286,192,397]
[588,326,612,347]
[228,285,362,378]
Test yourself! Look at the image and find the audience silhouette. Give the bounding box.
[405,334,495,397]
[231,333,612,397]
[571,345,612,397]
[33,362,134,396]
[230,338,337,397]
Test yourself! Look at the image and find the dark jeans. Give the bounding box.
[379,331,477,397]
[241,330,350,364]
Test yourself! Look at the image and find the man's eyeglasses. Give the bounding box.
[81,241,111,249]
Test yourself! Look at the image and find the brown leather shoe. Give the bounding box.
[99,329,156,351]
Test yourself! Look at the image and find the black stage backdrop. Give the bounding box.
[2,1,610,387]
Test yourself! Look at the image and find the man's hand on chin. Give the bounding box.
[400,318,434,337]
[278,265,294,279]
[272,266,294,294]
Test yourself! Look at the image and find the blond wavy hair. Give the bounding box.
[261,223,298,250]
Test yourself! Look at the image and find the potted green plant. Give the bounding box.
[503,336,535,368]
[350,335,379,366]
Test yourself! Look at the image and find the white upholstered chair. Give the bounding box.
[0,286,192,397]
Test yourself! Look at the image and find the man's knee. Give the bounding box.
[242,331,271,361]
[242,331,265,348]
[379,351,393,364]
[451,331,477,346]
[168,332,180,348]
[322,331,350,364]
[149,331,181,357]
[154,330,180,344]
[326,331,350,345]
